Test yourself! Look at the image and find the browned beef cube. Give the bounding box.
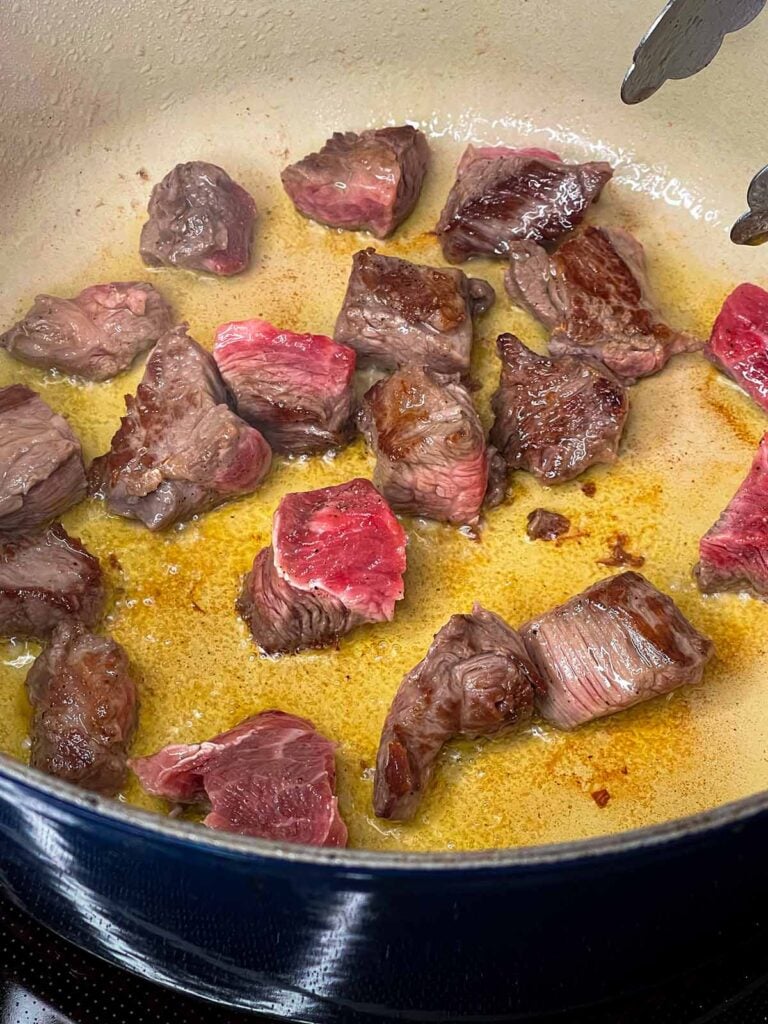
[505,226,701,384]
[140,161,256,276]
[374,605,545,820]
[0,281,173,381]
[27,621,138,796]
[0,385,86,535]
[334,248,494,375]
[522,572,713,729]
[489,334,628,486]
[238,479,407,654]
[436,145,613,263]
[359,365,489,525]
[90,325,271,531]
[281,126,429,238]
[213,318,357,454]
[0,525,104,638]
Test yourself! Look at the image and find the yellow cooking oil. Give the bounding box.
[0,152,766,852]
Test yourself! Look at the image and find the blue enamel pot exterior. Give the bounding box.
[1,755,768,1021]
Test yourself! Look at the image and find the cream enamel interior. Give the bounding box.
[1,0,767,852]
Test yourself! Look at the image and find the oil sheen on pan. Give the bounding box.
[0,136,765,854]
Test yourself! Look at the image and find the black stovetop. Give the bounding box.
[2,894,768,1024]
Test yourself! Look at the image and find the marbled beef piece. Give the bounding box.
[27,622,138,796]
[0,525,104,638]
[213,318,357,454]
[359,365,489,525]
[131,711,347,847]
[0,282,173,381]
[281,126,429,239]
[704,283,768,412]
[436,145,613,263]
[522,572,713,730]
[695,432,768,599]
[334,248,494,375]
[0,385,87,535]
[140,161,256,276]
[505,227,701,383]
[238,478,407,654]
[489,334,628,486]
[374,605,545,820]
[90,325,271,531]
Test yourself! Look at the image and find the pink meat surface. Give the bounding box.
[696,432,768,599]
[213,319,357,453]
[457,144,562,176]
[273,478,407,621]
[706,283,768,413]
[281,126,430,239]
[131,711,347,847]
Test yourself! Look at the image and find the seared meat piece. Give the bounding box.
[237,547,353,655]
[139,161,256,276]
[281,126,429,239]
[705,283,768,412]
[334,248,495,375]
[436,145,613,263]
[131,711,347,847]
[359,365,489,525]
[374,605,545,820]
[90,325,271,531]
[505,227,701,383]
[213,318,357,453]
[0,385,87,535]
[522,571,713,730]
[526,508,570,541]
[489,334,628,485]
[27,621,138,796]
[0,282,173,381]
[695,432,768,599]
[238,478,407,654]
[0,525,104,638]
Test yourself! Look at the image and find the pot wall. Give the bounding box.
[1,767,767,1020]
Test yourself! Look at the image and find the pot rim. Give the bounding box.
[2,752,765,871]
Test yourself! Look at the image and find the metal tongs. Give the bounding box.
[622,0,768,245]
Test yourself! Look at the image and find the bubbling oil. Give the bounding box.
[0,143,766,852]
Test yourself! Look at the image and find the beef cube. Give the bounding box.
[705,283,768,412]
[90,325,271,531]
[238,478,407,654]
[0,385,86,535]
[522,572,713,730]
[334,248,495,375]
[374,605,545,820]
[0,525,104,638]
[0,282,173,381]
[281,126,429,238]
[695,432,768,599]
[139,161,256,276]
[489,334,628,486]
[213,318,357,453]
[436,145,613,263]
[27,621,138,796]
[505,226,701,383]
[131,711,347,846]
[359,365,489,525]
[526,508,570,541]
